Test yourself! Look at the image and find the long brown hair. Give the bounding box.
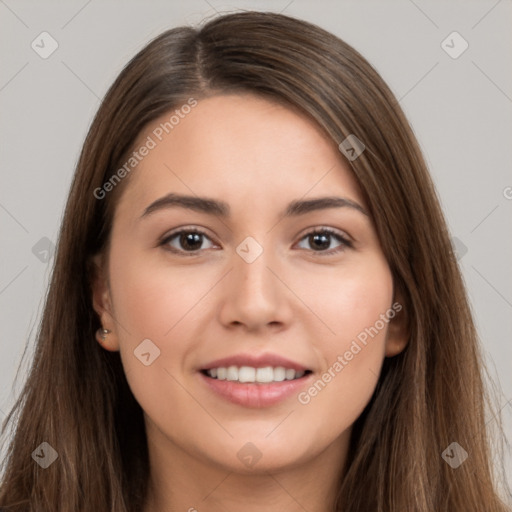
[1,10,510,511]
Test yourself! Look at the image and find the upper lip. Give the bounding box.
[200,352,311,372]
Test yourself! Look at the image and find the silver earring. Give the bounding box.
[97,328,111,341]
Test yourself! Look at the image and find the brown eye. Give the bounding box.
[161,229,215,254]
[296,228,352,254]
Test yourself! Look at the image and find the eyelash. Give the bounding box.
[159,227,353,256]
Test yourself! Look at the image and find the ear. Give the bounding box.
[384,287,409,358]
[89,253,120,352]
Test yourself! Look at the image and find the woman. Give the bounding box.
[0,10,510,512]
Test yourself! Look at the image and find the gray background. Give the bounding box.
[1,0,511,494]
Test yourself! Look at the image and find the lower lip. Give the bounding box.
[199,372,312,408]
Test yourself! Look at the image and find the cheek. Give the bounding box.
[107,249,215,424]
[108,248,213,341]
[107,246,217,399]
[295,253,394,346]
[295,255,393,417]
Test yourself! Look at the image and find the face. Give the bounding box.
[92,93,407,474]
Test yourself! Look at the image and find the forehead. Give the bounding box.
[115,93,365,220]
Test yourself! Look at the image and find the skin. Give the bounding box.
[92,93,408,512]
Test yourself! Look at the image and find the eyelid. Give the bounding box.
[297,225,353,243]
[160,225,212,241]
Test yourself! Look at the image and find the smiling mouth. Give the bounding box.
[200,366,313,384]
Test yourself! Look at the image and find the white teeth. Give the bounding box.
[238,366,256,383]
[256,366,273,383]
[205,366,308,383]
[273,367,286,382]
[226,365,238,381]
[285,368,295,380]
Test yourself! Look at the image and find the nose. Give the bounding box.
[218,242,293,333]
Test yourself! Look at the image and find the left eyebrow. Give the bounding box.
[139,193,369,219]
